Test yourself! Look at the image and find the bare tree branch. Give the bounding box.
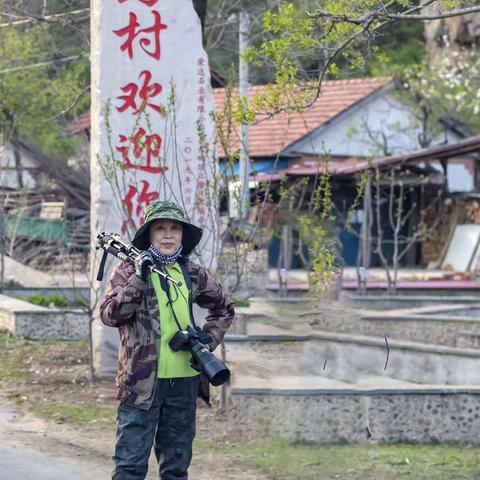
[0,55,83,75]
[308,3,480,23]
[41,85,90,123]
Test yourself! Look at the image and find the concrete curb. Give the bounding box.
[225,332,480,358]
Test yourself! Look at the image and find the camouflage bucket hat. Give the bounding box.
[131,200,203,255]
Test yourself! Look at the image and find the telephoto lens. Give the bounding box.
[189,340,230,386]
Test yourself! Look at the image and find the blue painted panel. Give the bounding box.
[340,223,361,266]
[220,158,288,176]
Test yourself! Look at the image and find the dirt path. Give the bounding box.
[0,397,110,478]
[0,396,265,480]
[0,334,270,479]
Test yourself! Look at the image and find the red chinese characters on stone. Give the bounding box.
[117,128,168,174]
[118,0,159,6]
[121,181,159,234]
[113,11,167,60]
[117,70,164,115]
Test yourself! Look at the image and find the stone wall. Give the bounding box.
[232,389,480,444]
[12,310,90,340]
[343,294,480,310]
[457,331,480,349]
[0,300,89,341]
[294,300,480,348]
[359,315,480,348]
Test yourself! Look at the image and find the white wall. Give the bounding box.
[417,158,475,193]
[0,143,42,189]
[447,160,475,192]
[288,89,462,158]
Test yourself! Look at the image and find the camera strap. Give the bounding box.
[158,259,198,332]
[96,249,109,282]
[158,271,184,332]
[178,259,199,330]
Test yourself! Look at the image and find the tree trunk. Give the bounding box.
[0,210,4,288]
[357,173,372,293]
[12,144,23,189]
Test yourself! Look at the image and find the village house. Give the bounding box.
[211,78,480,270]
[62,77,480,272]
[0,139,89,270]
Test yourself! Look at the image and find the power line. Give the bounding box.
[0,55,84,75]
[0,8,89,29]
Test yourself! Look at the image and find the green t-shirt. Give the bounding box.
[150,262,200,379]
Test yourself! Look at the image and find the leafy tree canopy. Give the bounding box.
[0,1,89,157]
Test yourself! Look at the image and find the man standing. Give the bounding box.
[100,200,234,480]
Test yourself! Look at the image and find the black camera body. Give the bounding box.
[169,328,192,352]
[169,326,230,387]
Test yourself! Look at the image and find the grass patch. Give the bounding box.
[0,332,23,345]
[195,438,480,480]
[0,333,88,383]
[0,334,29,382]
[33,404,116,426]
[0,333,98,425]
[0,333,88,349]
[74,298,89,308]
[232,295,250,308]
[36,338,89,347]
[0,333,116,430]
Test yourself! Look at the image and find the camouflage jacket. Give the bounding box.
[100,257,234,410]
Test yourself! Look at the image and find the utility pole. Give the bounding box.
[238,10,250,220]
[0,211,4,289]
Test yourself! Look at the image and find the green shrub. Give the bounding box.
[74,298,89,308]
[28,294,69,308]
[232,295,250,308]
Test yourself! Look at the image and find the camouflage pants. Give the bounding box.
[112,375,200,480]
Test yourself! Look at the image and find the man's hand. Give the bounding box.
[134,251,154,281]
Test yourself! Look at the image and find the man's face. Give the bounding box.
[149,219,183,256]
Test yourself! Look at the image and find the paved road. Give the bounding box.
[0,398,258,480]
[0,445,109,480]
[0,399,112,480]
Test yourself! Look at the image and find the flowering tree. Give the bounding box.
[402,43,480,142]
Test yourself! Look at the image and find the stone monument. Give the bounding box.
[90,0,217,376]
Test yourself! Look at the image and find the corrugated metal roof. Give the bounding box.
[250,134,480,182]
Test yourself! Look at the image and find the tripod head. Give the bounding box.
[96,232,182,286]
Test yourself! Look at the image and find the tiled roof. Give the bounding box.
[213,78,389,157]
[66,110,90,135]
[66,77,389,156]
